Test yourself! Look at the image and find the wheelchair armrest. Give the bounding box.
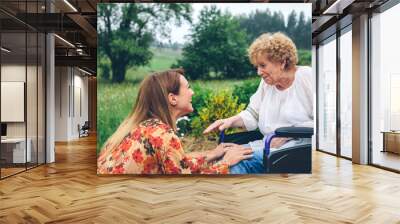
[81,121,90,130]
[265,144,312,173]
[264,127,313,158]
[274,127,314,138]
[219,130,263,144]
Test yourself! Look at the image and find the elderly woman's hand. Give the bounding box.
[203,118,234,134]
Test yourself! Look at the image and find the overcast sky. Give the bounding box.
[168,3,311,44]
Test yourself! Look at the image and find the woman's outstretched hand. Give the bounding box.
[222,146,253,167]
[203,118,233,134]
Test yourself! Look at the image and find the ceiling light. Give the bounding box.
[1,47,11,53]
[63,0,78,12]
[54,34,75,48]
[78,67,92,76]
[76,48,85,55]
[323,0,354,15]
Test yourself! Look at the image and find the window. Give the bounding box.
[339,27,352,158]
[317,35,337,154]
[390,74,400,130]
[370,2,400,171]
[0,1,47,179]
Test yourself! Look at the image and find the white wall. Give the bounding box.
[1,63,46,164]
[55,66,69,141]
[54,67,89,141]
[1,64,25,81]
[1,65,27,138]
[72,72,89,138]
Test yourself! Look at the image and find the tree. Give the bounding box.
[271,11,286,33]
[174,6,252,80]
[98,3,192,82]
[237,9,311,50]
[238,9,273,44]
[295,11,305,49]
[286,10,298,38]
[238,9,288,44]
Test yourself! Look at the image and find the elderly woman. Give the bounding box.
[98,69,252,175]
[204,32,313,174]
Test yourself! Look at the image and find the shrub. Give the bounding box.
[190,84,212,118]
[232,78,260,106]
[98,56,111,81]
[298,50,311,66]
[190,90,245,138]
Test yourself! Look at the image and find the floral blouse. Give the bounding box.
[97,118,229,174]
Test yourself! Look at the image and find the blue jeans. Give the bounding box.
[229,143,264,174]
[229,138,311,174]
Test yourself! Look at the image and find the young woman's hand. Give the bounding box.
[206,143,238,161]
[221,146,253,167]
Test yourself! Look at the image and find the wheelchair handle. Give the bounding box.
[264,132,277,158]
[219,130,225,144]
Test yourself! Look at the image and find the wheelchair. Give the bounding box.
[78,121,90,138]
[219,127,314,173]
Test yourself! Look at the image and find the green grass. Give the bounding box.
[97,82,140,152]
[124,48,182,83]
[191,78,258,90]
[298,49,311,66]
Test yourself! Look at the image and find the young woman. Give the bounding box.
[97,69,252,174]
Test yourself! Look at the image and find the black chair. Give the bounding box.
[219,127,314,173]
[79,121,90,138]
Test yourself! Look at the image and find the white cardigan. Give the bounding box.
[238,66,314,136]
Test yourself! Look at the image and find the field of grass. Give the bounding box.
[124,48,182,83]
[97,82,139,151]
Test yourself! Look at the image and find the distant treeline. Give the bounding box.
[154,9,311,51]
[238,9,311,50]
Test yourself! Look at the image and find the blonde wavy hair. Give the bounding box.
[248,32,298,70]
